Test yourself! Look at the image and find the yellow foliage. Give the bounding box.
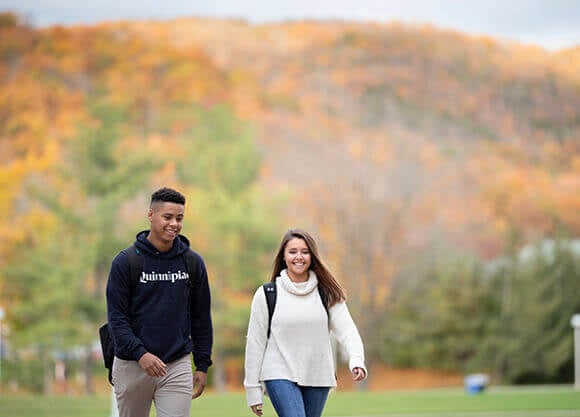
[0,15,578,272]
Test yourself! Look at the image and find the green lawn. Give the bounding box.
[0,386,579,417]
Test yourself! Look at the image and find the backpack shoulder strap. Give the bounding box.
[262,282,277,338]
[120,244,143,290]
[317,285,329,314]
[183,249,199,288]
[262,282,328,338]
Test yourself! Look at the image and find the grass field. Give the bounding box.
[0,386,579,417]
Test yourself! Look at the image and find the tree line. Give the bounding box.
[0,12,578,393]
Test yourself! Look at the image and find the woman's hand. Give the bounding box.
[250,403,263,416]
[352,366,366,381]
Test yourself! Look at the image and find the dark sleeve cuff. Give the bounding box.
[133,346,148,361]
[194,359,212,373]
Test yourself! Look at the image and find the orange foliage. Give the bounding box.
[1,12,578,275]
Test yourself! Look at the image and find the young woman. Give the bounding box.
[244,229,367,417]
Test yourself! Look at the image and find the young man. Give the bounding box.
[106,187,213,417]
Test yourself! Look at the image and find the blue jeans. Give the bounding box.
[264,379,330,417]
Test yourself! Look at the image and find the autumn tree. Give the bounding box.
[1,96,161,393]
[173,103,282,390]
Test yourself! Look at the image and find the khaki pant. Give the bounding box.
[113,354,193,417]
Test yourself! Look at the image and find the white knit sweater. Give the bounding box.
[243,269,367,406]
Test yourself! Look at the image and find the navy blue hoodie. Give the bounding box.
[106,231,213,372]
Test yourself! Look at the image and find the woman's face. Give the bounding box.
[284,237,311,281]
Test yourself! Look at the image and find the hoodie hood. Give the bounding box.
[134,230,190,258]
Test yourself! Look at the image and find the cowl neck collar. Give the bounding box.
[279,269,318,296]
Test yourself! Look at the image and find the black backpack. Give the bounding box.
[262,282,329,338]
[98,244,198,385]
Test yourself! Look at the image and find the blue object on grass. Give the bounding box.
[464,373,489,394]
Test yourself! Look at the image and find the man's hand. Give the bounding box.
[192,370,207,399]
[138,352,167,377]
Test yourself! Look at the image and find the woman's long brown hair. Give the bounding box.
[270,228,346,307]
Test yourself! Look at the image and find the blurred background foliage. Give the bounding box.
[0,12,578,394]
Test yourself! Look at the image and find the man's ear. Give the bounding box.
[147,208,153,221]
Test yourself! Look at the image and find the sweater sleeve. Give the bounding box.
[328,301,368,378]
[106,252,147,361]
[190,255,213,372]
[244,286,269,406]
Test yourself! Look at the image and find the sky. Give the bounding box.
[0,0,578,50]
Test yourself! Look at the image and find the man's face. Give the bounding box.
[148,201,185,245]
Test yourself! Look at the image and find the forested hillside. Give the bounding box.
[0,13,578,393]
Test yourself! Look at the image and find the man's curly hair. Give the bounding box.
[150,187,186,206]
